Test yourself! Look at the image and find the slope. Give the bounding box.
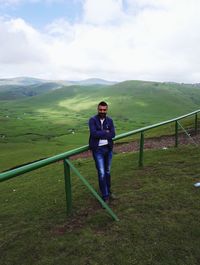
[2,80,200,129]
[1,80,200,168]
[1,146,200,265]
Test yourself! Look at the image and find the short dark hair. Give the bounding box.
[98,101,108,107]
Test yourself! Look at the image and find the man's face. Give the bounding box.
[98,105,108,119]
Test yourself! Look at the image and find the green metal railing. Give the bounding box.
[0,109,200,221]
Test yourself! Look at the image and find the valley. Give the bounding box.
[1,78,200,171]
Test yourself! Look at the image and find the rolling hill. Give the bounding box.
[0,77,116,100]
[0,77,45,86]
[1,79,200,142]
[1,146,200,264]
[0,79,200,170]
[9,80,200,121]
[1,79,200,264]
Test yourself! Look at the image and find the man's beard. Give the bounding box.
[98,113,106,119]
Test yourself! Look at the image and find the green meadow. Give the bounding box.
[1,80,200,171]
[1,80,200,264]
[1,147,200,265]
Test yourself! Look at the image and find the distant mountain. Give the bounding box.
[39,78,117,86]
[1,77,200,102]
[0,77,45,86]
[1,80,200,144]
[0,82,63,100]
[0,77,117,100]
[0,77,116,87]
[71,78,117,86]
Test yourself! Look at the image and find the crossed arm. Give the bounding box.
[89,118,115,139]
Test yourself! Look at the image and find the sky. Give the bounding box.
[0,0,200,83]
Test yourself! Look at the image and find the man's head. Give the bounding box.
[98,101,108,119]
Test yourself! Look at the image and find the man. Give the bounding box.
[88,101,115,203]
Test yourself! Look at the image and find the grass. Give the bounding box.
[1,80,200,264]
[1,80,200,145]
[1,80,200,171]
[1,145,200,265]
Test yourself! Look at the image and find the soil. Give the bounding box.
[52,130,200,235]
[4,130,199,172]
[71,131,200,160]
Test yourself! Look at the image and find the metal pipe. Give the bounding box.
[195,113,198,135]
[65,159,119,222]
[177,121,197,146]
[1,109,200,182]
[139,131,144,167]
[113,109,200,141]
[0,145,89,182]
[175,121,178,147]
[63,159,72,215]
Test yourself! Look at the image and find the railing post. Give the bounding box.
[139,131,144,167]
[65,159,119,221]
[63,158,72,215]
[195,113,198,135]
[175,120,178,147]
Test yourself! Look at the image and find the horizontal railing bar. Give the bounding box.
[0,145,89,182]
[114,109,200,141]
[1,109,200,182]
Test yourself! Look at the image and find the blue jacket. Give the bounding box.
[88,115,115,150]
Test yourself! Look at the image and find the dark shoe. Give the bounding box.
[104,197,110,204]
[110,193,118,200]
[101,197,110,208]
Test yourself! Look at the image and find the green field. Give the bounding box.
[1,146,200,265]
[1,79,200,264]
[1,80,200,171]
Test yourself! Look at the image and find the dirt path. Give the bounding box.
[4,131,199,172]
[71,131,200,160]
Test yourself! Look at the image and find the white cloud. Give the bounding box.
[0,0,64,3]
[0,0,200,82]
[0,0,66,7]
[82,0,124,25]
[0,0,20,4]
[0,17,49,76]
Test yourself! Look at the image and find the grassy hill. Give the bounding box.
[0,77,45,86]
[1,146,200,265]
[0,82,63,100]
[1,79,200,264]
[0,80,200,170]
[0,77,116,99]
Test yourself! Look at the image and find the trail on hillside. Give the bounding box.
[3,131,199,172]
[71,131,200,160]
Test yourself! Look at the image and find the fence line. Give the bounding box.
[1,109,200,220]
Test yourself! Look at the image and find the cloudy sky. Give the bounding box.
[0,0,200,83]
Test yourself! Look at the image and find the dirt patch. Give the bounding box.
[71,131,200,160]
[51,131,200,235]
[51,200,102,236]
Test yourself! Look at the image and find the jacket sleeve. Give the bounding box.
[89,117,115,139]
[107,118,115,139]
[89,117,107,139]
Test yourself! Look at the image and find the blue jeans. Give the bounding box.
[92,145,113,200]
